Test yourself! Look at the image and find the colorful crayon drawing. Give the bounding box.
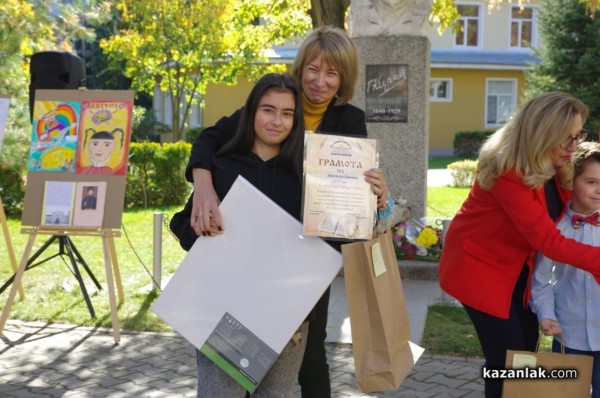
[76,101,132,175]
[28,101,80,172]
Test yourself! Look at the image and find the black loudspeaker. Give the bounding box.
[29,51,86,120]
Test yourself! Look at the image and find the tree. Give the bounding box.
[0,0,104,215]
[100,0,312,142]
[0,0,104,167]
[82,5,132,92]
[308,0,460,31]
[309,0,599,34]
[310,0,349,28]
[524,0,600,139]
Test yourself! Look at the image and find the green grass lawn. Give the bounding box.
[421,304,482,357]
[0,183,472,354]
[0,206,186,332]
[426,186,468,219]
[422,304,553,357]
[1,162,548,359]
[0,186,468,334]
[428,156,462,169]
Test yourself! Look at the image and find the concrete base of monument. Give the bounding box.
[398,259,439,280]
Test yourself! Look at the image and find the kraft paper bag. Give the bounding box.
[502,343,593,398]
[341,229,424,393]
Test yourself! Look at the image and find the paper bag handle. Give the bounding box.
[536,330,565,355]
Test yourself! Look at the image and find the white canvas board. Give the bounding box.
[152,176,343,354]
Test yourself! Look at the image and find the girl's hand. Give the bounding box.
[191,169,223,236]
[364,168,389,210]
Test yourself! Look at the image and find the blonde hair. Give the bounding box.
[478,91,588,190]
[291,26,359,105]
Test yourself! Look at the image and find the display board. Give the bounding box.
[21,89,133,229]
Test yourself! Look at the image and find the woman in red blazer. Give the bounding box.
[439,91,600,398]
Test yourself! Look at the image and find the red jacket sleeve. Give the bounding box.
[491,172,600,281]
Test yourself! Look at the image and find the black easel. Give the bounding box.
[0,234,101,318]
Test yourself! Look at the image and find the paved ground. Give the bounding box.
[427,169,454,187]
[0,169,487,397]
[0,322,484,398]
[0,277,484,398]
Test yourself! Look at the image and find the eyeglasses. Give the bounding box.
[560,129,588,149]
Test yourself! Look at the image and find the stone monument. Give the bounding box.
[351,0,432,218]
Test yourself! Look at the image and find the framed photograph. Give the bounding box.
[365,64,408,123]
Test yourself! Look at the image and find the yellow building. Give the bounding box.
[154,1,541,157]
[427,1,540,156]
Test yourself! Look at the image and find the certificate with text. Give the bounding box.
[303,133,378,240]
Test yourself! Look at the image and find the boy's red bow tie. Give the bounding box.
[572,212,600,229]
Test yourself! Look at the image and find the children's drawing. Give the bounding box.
[78,128,124,175]
[76,101,132,175]
[28,101,80,172]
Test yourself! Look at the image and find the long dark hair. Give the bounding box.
[217,73,305,178]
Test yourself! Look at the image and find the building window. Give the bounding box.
[510,6,535,49]
[455,4,481,48]
[486,79,517,128]
[153,85,165,125]
[189,99,203,128]
[430,79,452,102]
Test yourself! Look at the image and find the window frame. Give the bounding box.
[509,5,537,51]
[485,78,517,128]
[430,78,453,102]
[454,2,483,49]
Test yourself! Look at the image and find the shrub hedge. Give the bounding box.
[447,160,478,188]
[0,142,192,218]
[125,141,191,208]
[0,163,26,217]
[185,127,205,143]
[453,130,494,159]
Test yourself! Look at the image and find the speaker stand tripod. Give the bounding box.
[0,234,102,318]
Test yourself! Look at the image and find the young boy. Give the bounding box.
[530,141,600,398]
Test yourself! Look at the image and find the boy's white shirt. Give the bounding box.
[530,201,600,351]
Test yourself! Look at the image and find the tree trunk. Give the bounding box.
[170,93,182,142]
[309,0,350,28]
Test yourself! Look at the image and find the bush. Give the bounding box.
[447,160,477,188]
[185,127,205,143]
[131,106,155,141]
[131,106,171,143]
[0,162,26,217]
[453,130,494,159]
[126,142,191,208]
[0,119,29,217]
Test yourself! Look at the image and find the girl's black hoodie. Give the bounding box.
[171,151,301,252]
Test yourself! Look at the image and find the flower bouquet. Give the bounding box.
[373,196,412,235]
[372,195,445,261]
[392,218,443,262]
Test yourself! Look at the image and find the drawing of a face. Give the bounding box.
[42,110,58,129]
[89,138,115,165]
